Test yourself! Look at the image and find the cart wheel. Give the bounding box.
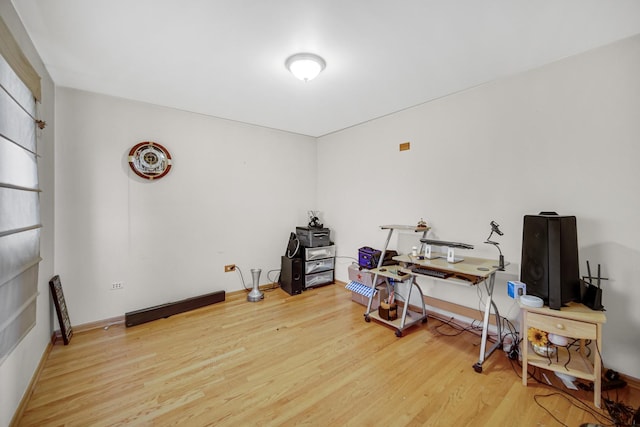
[364,315,370,323]
[422,317,428,324]
[472,363,482,373]
[395,329,403,337]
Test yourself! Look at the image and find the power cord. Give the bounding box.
[524,366,614,426]
[603,397,638,426]
[264,269,281,292]
[235,266,251,291]
[430,314,485,338]
[267,269,280,284]
[422,297,637,425]
[509,340,638,426]
[335,255,358,262]
[470,285,637,426]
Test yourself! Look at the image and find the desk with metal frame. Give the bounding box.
[394,253,502,373]
[363,266,427,337]
[363,226,430,335]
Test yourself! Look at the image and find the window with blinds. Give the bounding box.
[0,52,41,364]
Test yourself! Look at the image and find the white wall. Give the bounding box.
[0,2,56,427]
[318,35,640,378]
[55,89,316,324]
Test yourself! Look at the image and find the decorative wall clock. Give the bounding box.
[128,141,172,180]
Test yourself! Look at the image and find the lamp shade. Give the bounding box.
[285,53,326,82]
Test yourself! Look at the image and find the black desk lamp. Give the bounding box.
[484,220,505,271]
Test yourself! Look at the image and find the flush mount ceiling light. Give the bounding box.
[285,53,326,82]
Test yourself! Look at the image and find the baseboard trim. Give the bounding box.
[52,316,126,342]
[621,373,640,391]
[226,280,344,298]
[9,339,54,427]
[425,295,497,326]
[61,286,283,336]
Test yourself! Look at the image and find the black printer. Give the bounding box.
[295,226,331,248]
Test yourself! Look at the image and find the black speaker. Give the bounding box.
[279,256,303,296]
[520,213,581,310]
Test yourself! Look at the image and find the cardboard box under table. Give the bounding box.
[347,265,385,307]
[348,264,385,287]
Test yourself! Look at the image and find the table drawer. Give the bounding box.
[305,270,334,288]
[305,257,335,274]
[305,245,335,261]
[528,312,597,340]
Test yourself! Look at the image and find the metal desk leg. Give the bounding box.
[399,279,412,329]
[365,228,394,318]
[364,273,378,316]
[473,273,503,373]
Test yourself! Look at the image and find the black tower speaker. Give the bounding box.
[520,213,581,310]
[279,256,303,296]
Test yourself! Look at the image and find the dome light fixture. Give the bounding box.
[285,53,326,82]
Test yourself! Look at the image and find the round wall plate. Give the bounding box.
[128,141,172,180]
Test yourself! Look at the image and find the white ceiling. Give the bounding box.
[12,0,640,137]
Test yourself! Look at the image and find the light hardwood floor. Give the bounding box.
[16,284,639,426]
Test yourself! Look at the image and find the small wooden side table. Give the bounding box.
[519,301,606,408]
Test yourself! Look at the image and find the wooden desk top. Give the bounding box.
[394,254,499,280]
[518,301,606,324]
[368,266,413,281]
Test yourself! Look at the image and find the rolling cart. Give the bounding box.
[364,225,430,336]
[364,266,427,336]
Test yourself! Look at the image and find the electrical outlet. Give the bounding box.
[224,264,236,272]
[111,282,124,290]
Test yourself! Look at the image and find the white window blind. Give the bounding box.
[0,50,41,364]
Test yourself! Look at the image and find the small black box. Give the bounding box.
[279,256,304,296]
[581,280,603,311]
